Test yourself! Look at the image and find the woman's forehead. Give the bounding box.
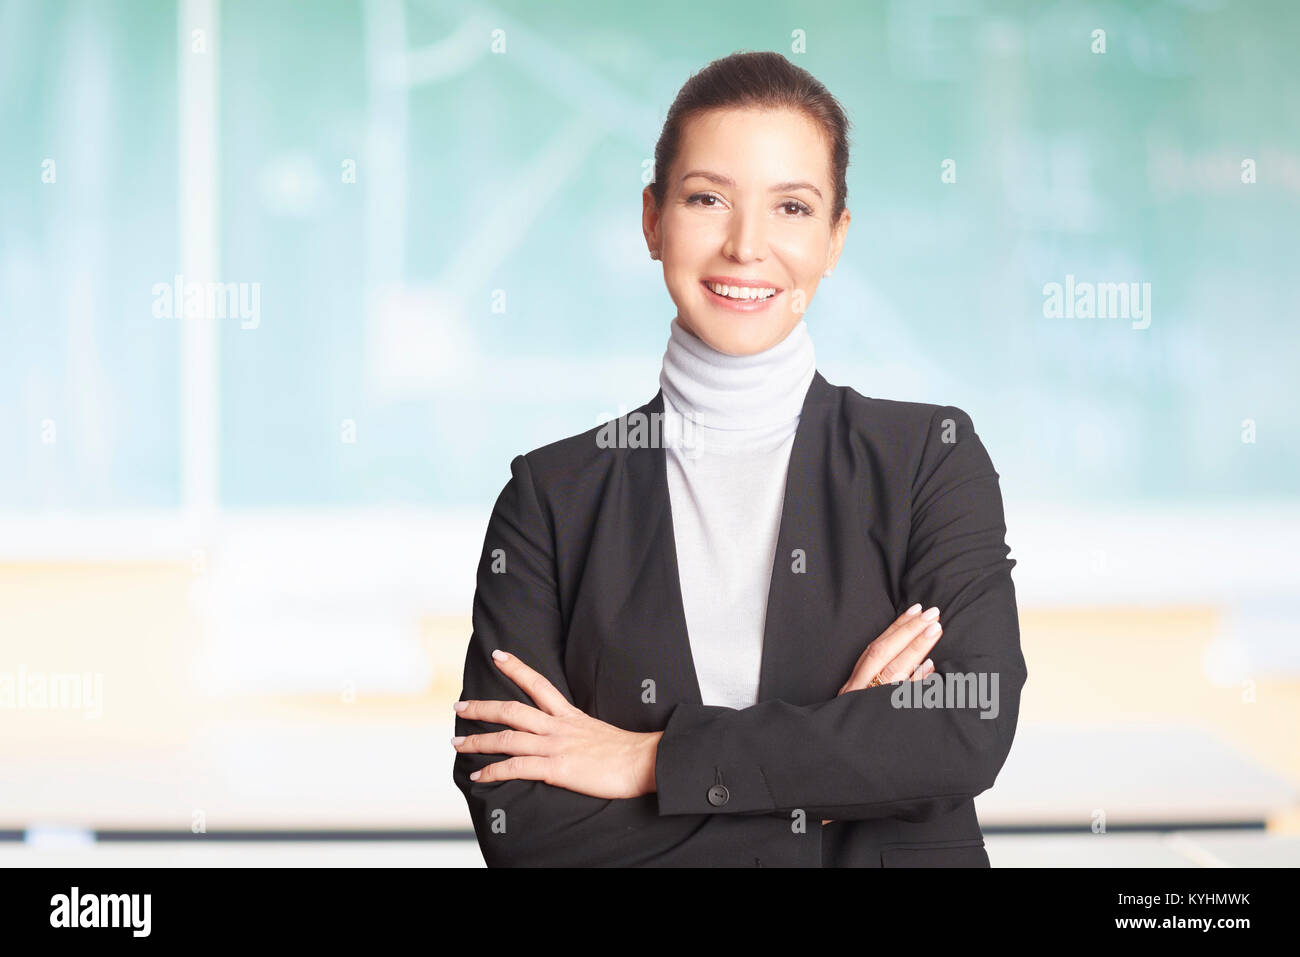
[674,110,834,185]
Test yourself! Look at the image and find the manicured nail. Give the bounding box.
[921,607,940,621]
[905,603,922,616]
[454,701,468,712]
[923,658,933,670]
[469,771,480,781]
[451,736,465,746]
[924,622,941,638]
[492,649,510,661]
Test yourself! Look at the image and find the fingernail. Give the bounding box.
[923,658,933,670]
[469,771,480,781]
[924,622,941,638]
[451,736,465,746]
[905,603,922,616]
[454,701,468,712]
[921,607,940,621]
[492,649,510,661]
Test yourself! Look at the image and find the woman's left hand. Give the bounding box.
[453,650,661,800]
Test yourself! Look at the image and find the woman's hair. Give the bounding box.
[650,50,851,224]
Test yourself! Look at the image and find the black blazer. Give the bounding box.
[452,370,1027,867]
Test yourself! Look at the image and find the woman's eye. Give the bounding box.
[686,194,811,216]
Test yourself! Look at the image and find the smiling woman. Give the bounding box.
[451,50,1026,868]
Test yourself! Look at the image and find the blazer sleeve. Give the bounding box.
[452,453,711,866]
[654,405,1028,823]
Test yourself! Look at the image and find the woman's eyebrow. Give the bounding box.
[680,170,823,200]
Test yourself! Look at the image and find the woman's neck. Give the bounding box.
[659,317,817,434]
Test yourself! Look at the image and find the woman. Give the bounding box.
[451,51,1026,867]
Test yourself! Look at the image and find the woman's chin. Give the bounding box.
[683,317,792,357]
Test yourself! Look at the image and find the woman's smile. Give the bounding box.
[700,278,783,313]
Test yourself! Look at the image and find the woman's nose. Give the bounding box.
[722,207,768,261]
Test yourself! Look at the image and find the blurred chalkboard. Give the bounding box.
[3,0,1297,511]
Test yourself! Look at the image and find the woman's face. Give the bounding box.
[643,106,850,356]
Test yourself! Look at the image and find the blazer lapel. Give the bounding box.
[621,388,706,707]
[756,371,836,704]
[628,371,836,709]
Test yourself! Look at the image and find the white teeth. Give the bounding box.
[706,282,777,300]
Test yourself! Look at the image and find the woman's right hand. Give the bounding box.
[821,603,942,826]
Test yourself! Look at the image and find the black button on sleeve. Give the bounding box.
[707,784,730,807]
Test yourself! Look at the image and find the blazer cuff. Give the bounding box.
[655,702,775,815]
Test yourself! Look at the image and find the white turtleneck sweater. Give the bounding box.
[658,317,817,710]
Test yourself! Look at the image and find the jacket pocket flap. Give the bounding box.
[880,839,987,868]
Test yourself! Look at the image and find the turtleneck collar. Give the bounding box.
[659,317,817,433]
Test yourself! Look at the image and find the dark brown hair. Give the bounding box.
[650,50,851,224]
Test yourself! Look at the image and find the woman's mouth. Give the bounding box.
[700,280,782,312]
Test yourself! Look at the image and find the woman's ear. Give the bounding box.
[642,186,663,261]
[824,207,851,275]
